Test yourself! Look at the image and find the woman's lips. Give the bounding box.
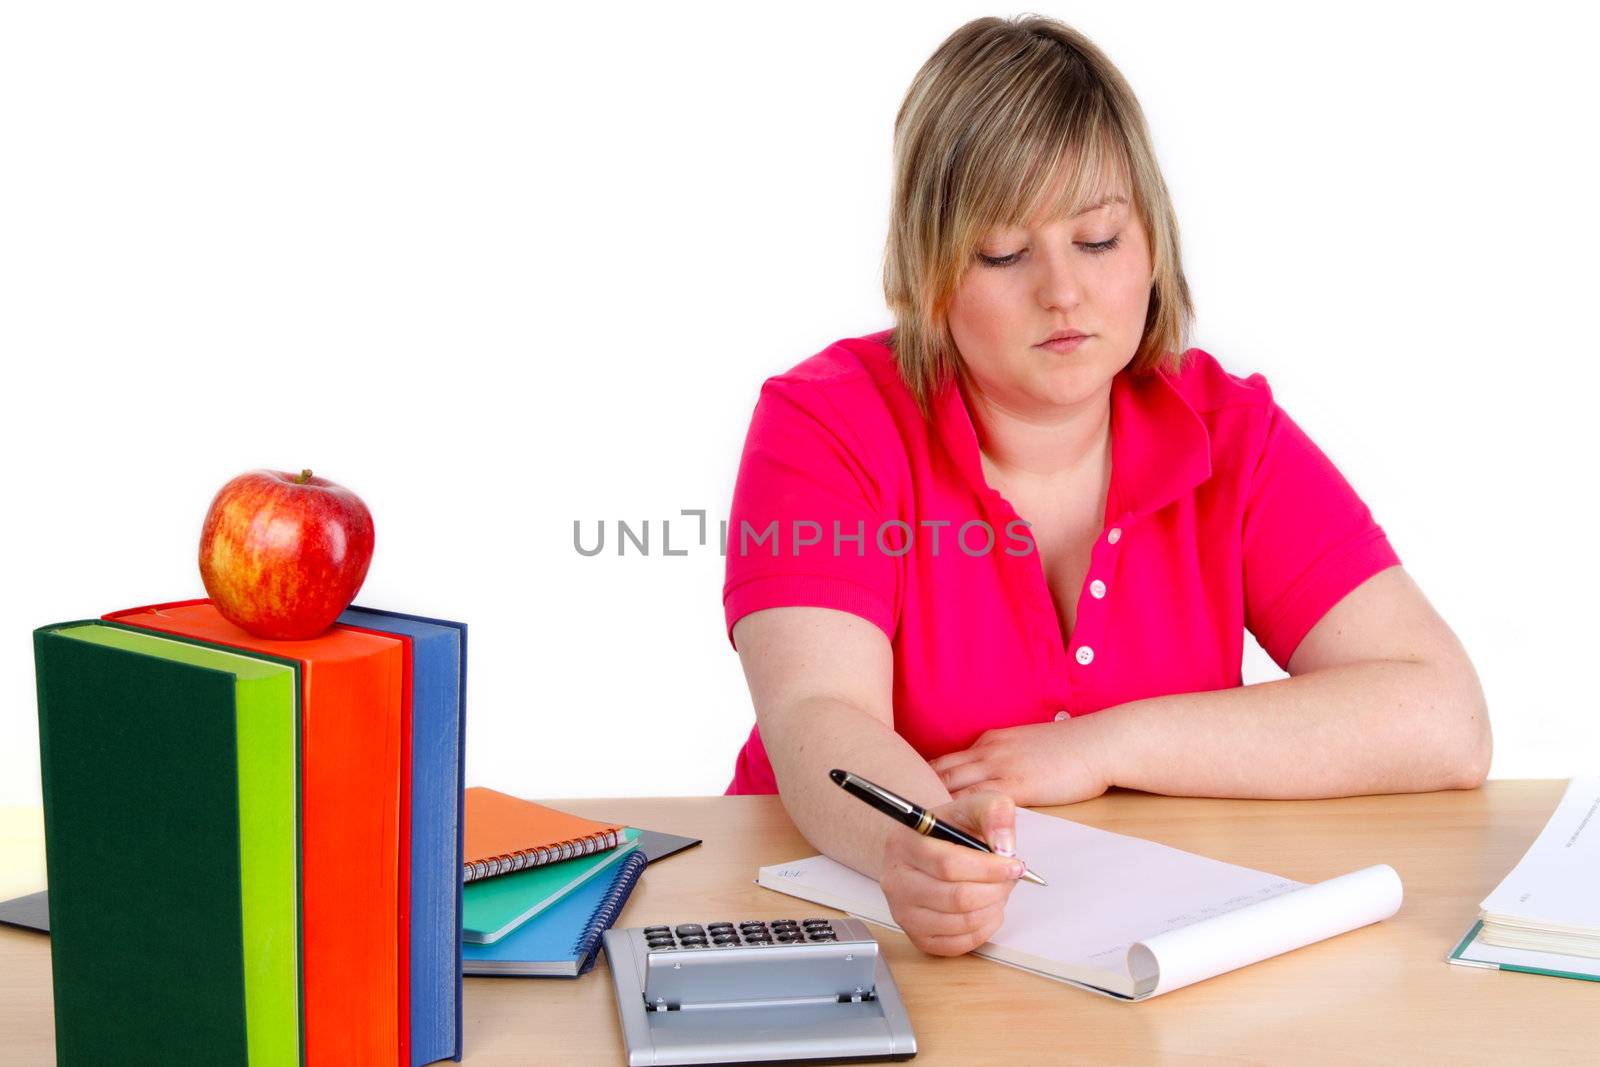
[1038,334,1089,353]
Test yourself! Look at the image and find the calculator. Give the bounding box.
[603,916,917,1065]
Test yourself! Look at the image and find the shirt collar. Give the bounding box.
[931,359,1212,523]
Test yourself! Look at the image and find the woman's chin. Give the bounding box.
[1027,371,1112,412]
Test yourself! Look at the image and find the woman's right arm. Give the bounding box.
[733,604,1025,955]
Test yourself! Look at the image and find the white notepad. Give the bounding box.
[757,806,1402,1000]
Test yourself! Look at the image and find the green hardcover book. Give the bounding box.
[462,829,641,944]
[34,621,303,1066]
[1449,919,1600,982]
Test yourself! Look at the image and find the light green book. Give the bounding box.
[463,828,640,944]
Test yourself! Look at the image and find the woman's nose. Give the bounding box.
[1033,244,1085,311]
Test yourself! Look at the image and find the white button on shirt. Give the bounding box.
[1054,710,1070,722]
[1107,527,1122,545]
[1075,646,1094,666]
[1089,579,1106,599]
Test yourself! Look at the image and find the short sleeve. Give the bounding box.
[722,375,900,649]
[1241,398,1401,669]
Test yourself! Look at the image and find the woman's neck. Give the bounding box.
[962,378,1113,483]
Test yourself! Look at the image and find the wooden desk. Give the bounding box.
[2,781,1594,1064]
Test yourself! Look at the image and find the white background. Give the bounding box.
[2,2,1596,807]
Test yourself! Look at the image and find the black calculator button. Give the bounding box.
[743,934,772,944]
[775,932,802,943]
[674,924,705,938]
[707,923,735,934]
[647,938,674,949]
[711,934,738,946]
[644,926,671,936]
[809,931,837,941]
[679,937,708,947]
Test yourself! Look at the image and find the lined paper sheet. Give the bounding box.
[758,807,1402,1000]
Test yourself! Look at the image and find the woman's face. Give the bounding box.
[946,179,1154,418]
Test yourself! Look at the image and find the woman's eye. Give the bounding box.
[976,235,1121,268]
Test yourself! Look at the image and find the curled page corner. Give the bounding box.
[1126,864,1404,999]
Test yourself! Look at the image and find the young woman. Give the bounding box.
[721,15,1489,956]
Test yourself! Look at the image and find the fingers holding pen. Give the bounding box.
[879,791,1025,957]
[833,772,1030,957]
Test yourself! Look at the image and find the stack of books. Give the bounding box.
[33,599,467,1065]
[460,787,649,977]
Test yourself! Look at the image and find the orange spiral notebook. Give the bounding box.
[463,788,624,883]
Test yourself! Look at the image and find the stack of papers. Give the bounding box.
[1450,777,1600,981]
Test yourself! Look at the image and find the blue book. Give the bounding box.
[463,850,648,977]
[340,607,467,1065]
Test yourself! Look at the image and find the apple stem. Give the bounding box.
[296,469,313,484]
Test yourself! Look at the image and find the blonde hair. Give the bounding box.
[882,15,1194,417]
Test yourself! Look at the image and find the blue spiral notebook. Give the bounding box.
[463,849,648,976]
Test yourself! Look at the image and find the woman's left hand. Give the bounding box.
[930,717,1115,808]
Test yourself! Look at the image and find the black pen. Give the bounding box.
[829,768,1047,886]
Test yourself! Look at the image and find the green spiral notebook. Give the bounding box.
[463,849,649,976]
[462,829,640,944]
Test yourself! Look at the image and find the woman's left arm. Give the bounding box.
[931,565,1492,803]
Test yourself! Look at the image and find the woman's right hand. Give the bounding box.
[880,790,1024,956]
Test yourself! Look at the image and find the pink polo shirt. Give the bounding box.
[721,329,1401,795]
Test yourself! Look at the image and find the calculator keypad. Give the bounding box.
[641,919,840,950]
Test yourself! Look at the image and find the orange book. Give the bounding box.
[106,600,403,1066]
[335,618,414,1067]
[463,788,624,883]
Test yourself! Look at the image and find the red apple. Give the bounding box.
[198,468,376,640]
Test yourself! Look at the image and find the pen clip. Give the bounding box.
[849,774,917,817]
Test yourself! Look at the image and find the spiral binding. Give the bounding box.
[572,849,650,975]
[462,828,621,883]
